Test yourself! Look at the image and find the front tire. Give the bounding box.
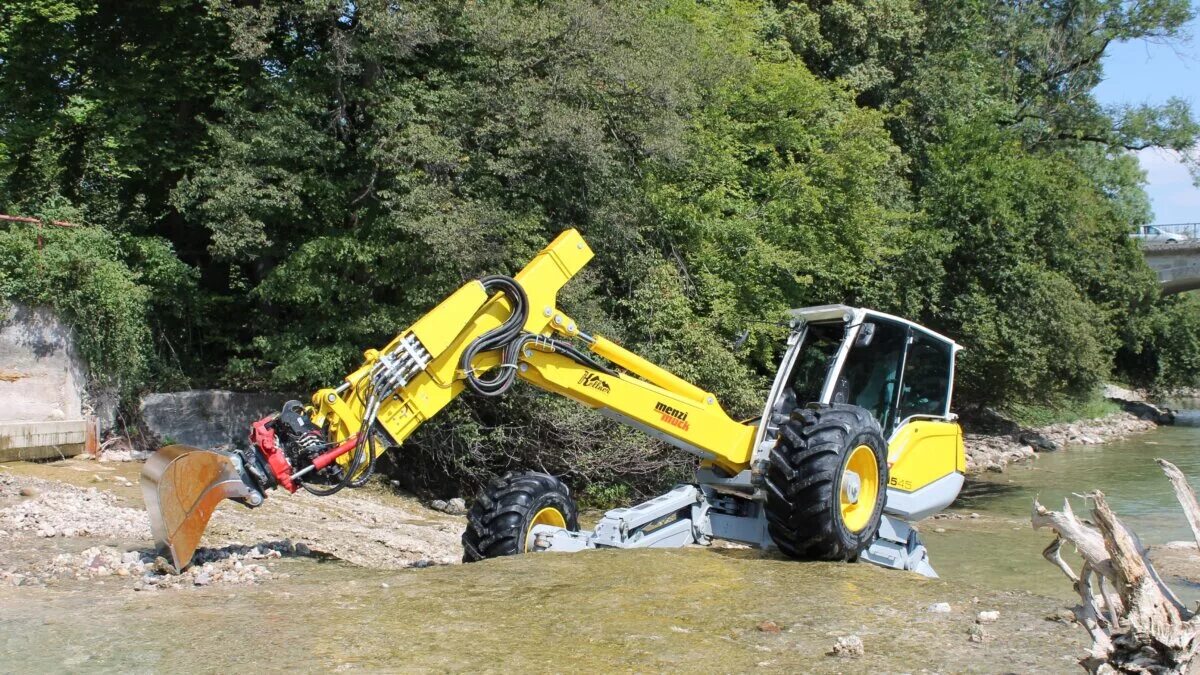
[462,471,579,562]
[764,403,888,561]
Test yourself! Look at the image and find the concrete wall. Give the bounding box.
[0,305,88,460]
[0,304,86,422]
[140,390,294,449]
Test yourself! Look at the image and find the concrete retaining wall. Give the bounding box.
[0,305,89,460]
[140,390,295,449]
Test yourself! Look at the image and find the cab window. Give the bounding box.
[834,320,907,433]
[898,333,952,421]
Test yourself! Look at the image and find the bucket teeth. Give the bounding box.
[140,445,258,570]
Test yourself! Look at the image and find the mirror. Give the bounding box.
[854,322,876,348]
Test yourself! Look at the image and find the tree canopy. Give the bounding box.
[1,0,1197,493]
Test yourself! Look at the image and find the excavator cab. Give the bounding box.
[761,306,965,526]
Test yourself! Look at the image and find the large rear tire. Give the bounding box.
[764,403,888,561]
[462,471,579,562]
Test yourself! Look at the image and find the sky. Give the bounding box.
[1094,9,1200,225]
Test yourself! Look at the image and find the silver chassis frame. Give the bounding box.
[530,469,936,577]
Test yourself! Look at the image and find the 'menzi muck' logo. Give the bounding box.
[655,401,690,432]
[578,372,611,394]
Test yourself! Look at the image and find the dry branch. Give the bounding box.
[1031,459,1200,673]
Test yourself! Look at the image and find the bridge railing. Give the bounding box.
[1156,223,1200,240]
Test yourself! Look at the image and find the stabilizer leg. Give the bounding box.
[859,515,938,578]
[529,484,708,552]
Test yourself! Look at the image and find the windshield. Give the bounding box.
[787,322,845,404]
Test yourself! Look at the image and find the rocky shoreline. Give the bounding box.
[964,411,1156,474]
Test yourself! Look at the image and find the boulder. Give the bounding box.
[1019,430,1061,453]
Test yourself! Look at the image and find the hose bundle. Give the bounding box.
[460,275,530,396]
[459,275,615,397]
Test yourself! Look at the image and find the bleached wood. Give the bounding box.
[1033,476,1200,673]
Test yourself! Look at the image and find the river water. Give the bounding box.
[2,423,1199,672]
[928,423,1200,603]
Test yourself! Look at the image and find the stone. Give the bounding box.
[830,635,864,657]
[968,624,988,643]
[151,556,175,575]
[1020,431,1061,452]
[928,602,952,613]
[18,487,38,497]
[430,499,449,513]
[977,610,999,623]
[756,620,781,634]
[446,498,467,515]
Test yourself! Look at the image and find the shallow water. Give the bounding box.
[0,548,1083,672]
[3,422,1200,671]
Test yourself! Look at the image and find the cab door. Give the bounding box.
[884,331,965,521]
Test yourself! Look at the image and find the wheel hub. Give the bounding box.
[842,470,861,504]
[839,444,880,533]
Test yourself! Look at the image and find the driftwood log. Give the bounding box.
[1032,459,1200,673]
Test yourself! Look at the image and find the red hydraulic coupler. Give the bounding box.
[249,415,298,493]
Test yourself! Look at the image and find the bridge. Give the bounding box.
[1142,223,1200,295]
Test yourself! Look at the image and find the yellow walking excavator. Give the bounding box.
[143,229,964,577]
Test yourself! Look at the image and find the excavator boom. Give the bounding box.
[143,229,757,568]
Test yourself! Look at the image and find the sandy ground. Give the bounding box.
[0,455,464,590]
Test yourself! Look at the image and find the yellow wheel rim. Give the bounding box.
[525,506,567,552]
[839,445,879,533]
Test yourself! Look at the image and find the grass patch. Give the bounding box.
[1000,392,1120,428]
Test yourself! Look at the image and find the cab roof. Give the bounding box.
[787,304,961,352]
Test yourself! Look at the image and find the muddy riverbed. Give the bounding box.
[2,423,1200,672]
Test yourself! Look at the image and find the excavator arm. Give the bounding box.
[143,229,756,569]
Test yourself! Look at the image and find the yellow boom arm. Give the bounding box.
[308,229,756,475]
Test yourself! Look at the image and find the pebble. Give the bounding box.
[977,610,999,623]
[928,602,952,613]
[1,477,148,540]
[756,620,781,634]
[830,635,864,657]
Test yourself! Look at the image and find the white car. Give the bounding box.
[1132,225,1188,244]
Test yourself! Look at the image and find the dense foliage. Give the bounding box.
[1,0,1197,493]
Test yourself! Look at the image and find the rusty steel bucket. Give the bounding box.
[141,445,257,570]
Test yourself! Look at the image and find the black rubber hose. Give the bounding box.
[300,398,376,497]
[460,275,529,397]
[348,433,378,488]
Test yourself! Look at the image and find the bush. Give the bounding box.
[0,225,151,394]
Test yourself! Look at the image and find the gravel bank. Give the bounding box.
[965,412,1155,474]
[0,458,464,591]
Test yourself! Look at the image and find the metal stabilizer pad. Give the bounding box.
[141,445,260,570]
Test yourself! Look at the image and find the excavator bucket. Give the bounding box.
[140,445,257,570]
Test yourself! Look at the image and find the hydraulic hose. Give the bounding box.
[459,275,621,399]
[460,275,529,396]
